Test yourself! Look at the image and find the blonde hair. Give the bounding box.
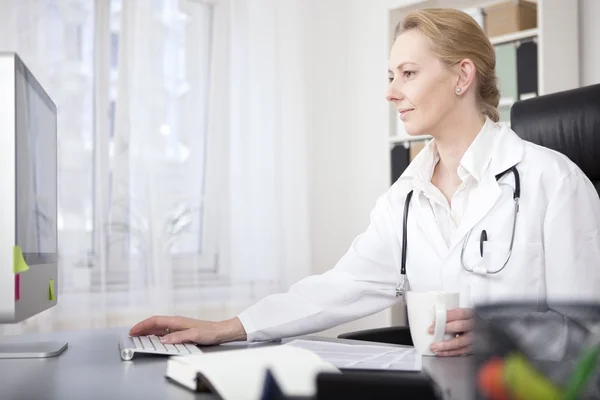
[395,8,500,122]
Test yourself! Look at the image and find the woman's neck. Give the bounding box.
[432,111,486,183]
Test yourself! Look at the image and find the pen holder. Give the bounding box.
[473,302,600,400]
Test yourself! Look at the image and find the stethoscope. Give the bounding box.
[395,165,520,298]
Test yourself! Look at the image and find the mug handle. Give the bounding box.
[433,302,447,343]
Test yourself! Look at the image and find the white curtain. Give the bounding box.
[0,0,312,334]
[227,0,312,291]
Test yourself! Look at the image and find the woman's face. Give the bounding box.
[386,29,458,136]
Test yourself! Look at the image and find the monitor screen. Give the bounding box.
[15,59,57,265]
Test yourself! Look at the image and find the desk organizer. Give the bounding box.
[473,302,600,400]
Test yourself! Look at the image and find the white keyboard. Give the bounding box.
[119,335,202,361]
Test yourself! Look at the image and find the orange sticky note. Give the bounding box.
[49,279,55,301]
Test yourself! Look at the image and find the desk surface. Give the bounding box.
[0,327,475,400]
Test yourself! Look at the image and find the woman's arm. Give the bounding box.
[543,168,600,302]
[237,192,402,342]
[130,190,404,345]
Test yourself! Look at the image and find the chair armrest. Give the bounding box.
[337,326,413,346]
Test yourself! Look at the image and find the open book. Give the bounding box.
[165,340,421,399]
[165,345,340,399]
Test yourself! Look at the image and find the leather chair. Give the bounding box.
[337,83,600,346]
[510,82,600,194]
[338,324,413,346]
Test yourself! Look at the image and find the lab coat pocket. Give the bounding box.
[484,240,544,303]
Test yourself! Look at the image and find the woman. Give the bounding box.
[130,8,600,356]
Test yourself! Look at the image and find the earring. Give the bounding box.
[455,87,462,94]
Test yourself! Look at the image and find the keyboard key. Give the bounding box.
[140,336,154,350]
[150,335,166,352]
[174,344,189,353]
[163,343,177,352]
[132,336,143,350]
[185,344,202,354]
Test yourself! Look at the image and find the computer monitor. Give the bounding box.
[0,52,66,358]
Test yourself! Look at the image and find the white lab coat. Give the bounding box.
[237,122,600,342]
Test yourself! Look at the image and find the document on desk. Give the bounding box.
[284,340,422,371]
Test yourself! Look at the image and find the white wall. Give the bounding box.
[580,0,600,86]
[306,0,417,337]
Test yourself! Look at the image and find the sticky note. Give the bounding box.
[49,279,55,301]
[15,274,20,301]
[13,246,29,274]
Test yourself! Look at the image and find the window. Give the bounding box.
[6,0,220,301]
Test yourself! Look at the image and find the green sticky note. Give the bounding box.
[49,279,55,301]
[13,246,29,274]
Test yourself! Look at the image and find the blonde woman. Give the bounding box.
[130,8,600,357]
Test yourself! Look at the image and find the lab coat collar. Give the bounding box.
[448,122,524,254]
[398,119,525,258]
[401,139,437,192]
[399,119,524,188]
[401,117,505,188]
[459,117,496,182]
[487,121,525,177]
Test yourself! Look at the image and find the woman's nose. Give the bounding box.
[385,83,400,103]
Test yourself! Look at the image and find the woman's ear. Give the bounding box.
[454,59,476,95]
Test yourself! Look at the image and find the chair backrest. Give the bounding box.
[510,83,600,194]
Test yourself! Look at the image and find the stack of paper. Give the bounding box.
[284,339,422,371]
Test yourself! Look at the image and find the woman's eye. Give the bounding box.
[404,71,415,78]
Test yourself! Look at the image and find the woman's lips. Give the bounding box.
[398,108,414,120]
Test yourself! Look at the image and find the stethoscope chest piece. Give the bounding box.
[396,274,408,298]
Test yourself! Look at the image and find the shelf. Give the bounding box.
[498,97,515,108]
[498,93,538,109]
[389,135,432,147]
[489,28,538,46]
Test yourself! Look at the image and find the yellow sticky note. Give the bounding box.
[13,246,29,274]
[49,279,55,301]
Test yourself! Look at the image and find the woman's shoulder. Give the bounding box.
[494,124,589,195]
[520,138,581,180]
[365,177,414,221]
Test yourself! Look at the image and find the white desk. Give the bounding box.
[0,327,474,399]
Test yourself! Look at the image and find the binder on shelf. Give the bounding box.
[516,39,538,100]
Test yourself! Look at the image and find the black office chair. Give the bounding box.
[337,324,413,346]
[510,82,600,194]
[337,83,600,346]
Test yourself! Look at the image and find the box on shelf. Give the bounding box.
[484,0,537,38]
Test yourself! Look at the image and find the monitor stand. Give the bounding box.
[0,341,68,359]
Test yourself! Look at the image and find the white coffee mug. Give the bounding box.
[406,291,460,356]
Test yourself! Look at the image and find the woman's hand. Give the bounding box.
[129,316,247,345]
[427,308,474,356]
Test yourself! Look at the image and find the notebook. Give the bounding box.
[165,345,340,399]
